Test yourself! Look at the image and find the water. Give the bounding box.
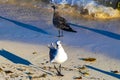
[0,0,119,19]
[51,0,94,6]
[50,0,120,19]
[50,0,119,8]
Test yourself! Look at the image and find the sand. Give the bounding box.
[0,3,120,80]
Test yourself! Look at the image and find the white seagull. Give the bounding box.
[48,41,68,76]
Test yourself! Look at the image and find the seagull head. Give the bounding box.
[51,5,56,10]
[56,40,62,48]
[56,40,61,45]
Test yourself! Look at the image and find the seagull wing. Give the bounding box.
[53,13,77,32]
[49,47,57,62]
[53,15,67,26]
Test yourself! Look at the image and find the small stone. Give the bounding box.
[40,74,47,78]
[46,61,49,63]
[82,72,89,76]
[0,68,3,72]
[111,70,119,73]
[32,52,37,54]
[74,76,82,79]
[78,66,86,70]
[69,68,73,71]
[41,63,45,65]
[4,70,13,74]
[42,66,47,70]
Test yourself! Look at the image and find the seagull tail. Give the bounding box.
[63,24,77,33]
[70,29,77,33]
[65,28,77,33]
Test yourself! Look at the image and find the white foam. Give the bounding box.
[51,0,120,18]
[83,1,120,18]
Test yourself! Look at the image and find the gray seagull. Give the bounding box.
[51,5,77,37]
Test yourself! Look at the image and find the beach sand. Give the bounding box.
[0,3,120,80]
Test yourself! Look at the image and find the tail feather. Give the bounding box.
[69,29,77,33]
[62,24,77,33]
[64,28,77,32]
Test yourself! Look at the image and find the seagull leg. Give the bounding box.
[58,30,61,37]
[59,64,64,76]
[57,30,63,37]
[59,64,62,73]
[61,31,63,37]
[54,65,59,74]
[54,65,64,76]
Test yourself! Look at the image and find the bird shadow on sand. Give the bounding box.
[69,23,120,40]
[0,49,32,65]
[86,65,120,79]
[0,16,50,35]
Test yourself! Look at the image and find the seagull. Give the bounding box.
[51,5,77,37]
[48,41,68,76]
